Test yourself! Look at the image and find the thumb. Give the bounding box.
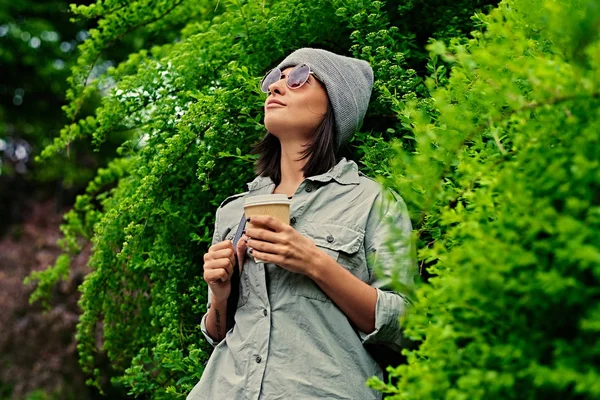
[236,235,248,272]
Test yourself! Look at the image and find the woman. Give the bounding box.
[187,48,416,400]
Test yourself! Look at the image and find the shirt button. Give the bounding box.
[255,355,262,363]
[290,216,297,225]
[263,309,268,317]
[326,235,335,243]
[305,185,312,193]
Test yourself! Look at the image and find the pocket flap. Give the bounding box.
[302,222,364,254]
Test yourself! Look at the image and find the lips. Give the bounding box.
[266,99,286,107]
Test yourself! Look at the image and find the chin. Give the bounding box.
[264,116,288,136]
[264,115,319,141]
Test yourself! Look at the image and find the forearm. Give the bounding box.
[205,296,228,342]
[308,253,378,334]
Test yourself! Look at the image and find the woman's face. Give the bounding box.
[263,66,328,144]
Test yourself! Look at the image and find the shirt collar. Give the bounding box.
[246,157,360,192]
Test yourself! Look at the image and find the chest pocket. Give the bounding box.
[225,224,250,308]
[289,222,365,302]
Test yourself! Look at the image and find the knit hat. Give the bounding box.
[276,48,374,151]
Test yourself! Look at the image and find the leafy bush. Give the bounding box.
[372,0,600,398]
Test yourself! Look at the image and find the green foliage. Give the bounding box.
[25,0,499,397]
[342,0,496,163]
[24,254,70,309]
[370,0,600,398]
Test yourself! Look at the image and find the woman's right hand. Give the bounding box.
[203,236,248,303]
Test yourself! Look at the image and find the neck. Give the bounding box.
[274,139,308,197]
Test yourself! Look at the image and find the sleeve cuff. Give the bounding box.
[359,288,408,352]
[200,310,221,347]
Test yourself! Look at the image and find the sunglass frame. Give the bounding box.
[260,63,322,93]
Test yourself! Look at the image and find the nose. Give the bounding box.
[267,75,286,95]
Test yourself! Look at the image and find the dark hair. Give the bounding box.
[251,101,338,186]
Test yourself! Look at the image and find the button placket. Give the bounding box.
[288,184,306,229]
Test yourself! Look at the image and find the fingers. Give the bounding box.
[204,255,233,272]
[246,237,282,256]
[247,215,287,233]
[204,257,233,283]
[204,244,235,282]
[204,267,230,284]
[208,239,235,253]
[245,226,283,245]
[244,218,296,261]
[205,247,235,263]
[249,248,281,266]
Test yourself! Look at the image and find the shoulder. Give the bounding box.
[356,171,383,192]
[215,191,248,226]
[356,172,402,201]
[218,191,248,210]
[213,191,248,242]
[355,172,407,216]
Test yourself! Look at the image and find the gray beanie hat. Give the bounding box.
[276,48,374,151]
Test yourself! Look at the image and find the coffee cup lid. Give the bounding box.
[244,194,291,207]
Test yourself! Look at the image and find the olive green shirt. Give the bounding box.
[187,157,416,400]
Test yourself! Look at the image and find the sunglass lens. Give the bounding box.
[288,64,310,89]
[261,68,280,93]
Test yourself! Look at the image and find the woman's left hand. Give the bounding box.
[245,215,322,277]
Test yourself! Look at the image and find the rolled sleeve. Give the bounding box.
[361,188,417,350]
[359,288,410,352]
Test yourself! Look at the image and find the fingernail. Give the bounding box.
[244,237,249,243]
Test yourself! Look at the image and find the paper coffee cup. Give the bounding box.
[243,194,291,263]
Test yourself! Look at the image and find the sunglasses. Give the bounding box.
[260,63,322,94]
